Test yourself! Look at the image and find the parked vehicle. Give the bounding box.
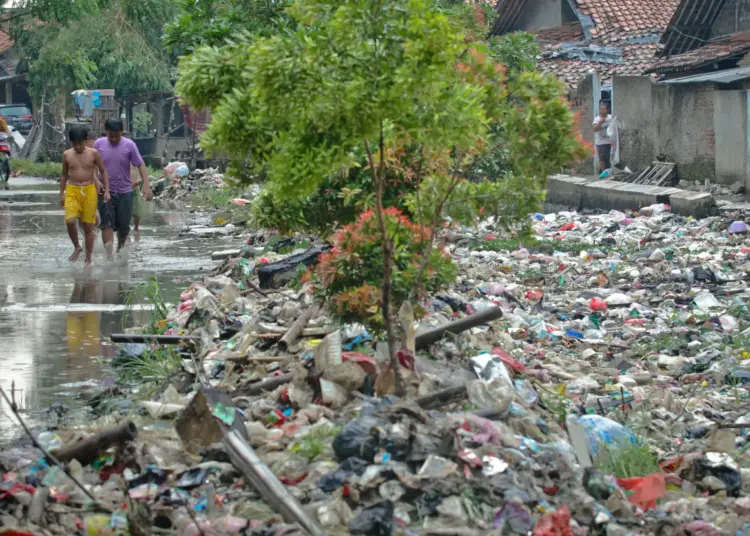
[0,132,12,185]
[0,104,33,135]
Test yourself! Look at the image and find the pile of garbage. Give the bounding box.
[154,162,228,204]
[681,178,746,202]
[4,204,750,535]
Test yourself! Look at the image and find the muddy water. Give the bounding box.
[0,177,234,438]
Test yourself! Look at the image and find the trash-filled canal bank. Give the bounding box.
[3,194,750,535]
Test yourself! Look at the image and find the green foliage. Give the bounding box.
[133,111,154,138]
[250,161,412,234]
[177,0,584,219]
[163,0,293,55]
[315,209,456,332]
[177,0,495,198]
[122,277,169,333]
[488,32,540,74]
[13,159,61,178]
[9,0,175,101]
[115,347,184,385]
[289,425,341,461]
[434,0,496,41]
[595,442,661,479]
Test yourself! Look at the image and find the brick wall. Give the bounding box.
[611,77,723,183]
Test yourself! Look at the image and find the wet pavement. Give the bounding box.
[0,177,233,438]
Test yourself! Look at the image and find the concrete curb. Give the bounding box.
[546,175,716,218]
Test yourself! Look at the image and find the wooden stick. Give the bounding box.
[234,373,294,397]
[278,306,319,352]
[110,334,200,344]
[415,307,504,350]
[0,386,109,511]
[225,354,290,364]
[224,431,326,536]
[52,421,138,466]
[415,384,468,408]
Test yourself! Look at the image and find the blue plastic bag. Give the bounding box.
[578,415,637,455]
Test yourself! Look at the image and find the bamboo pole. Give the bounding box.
[415,307,504,350]
[224,431,327,536]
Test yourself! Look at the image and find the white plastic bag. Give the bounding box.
[608,116,620,166]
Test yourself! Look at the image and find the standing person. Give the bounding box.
[593,101,616,173]
[94,119,153,256]
[60,126,110,269]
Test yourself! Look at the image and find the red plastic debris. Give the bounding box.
[559,222,576,231]
[0,482,36,500]
[533,505,573,536]
[590,298,608,311]
[525,290,543,301]
[342,352,378,375]
[396,349,416,371]
[617,472,665,510]
[491,347,526,374]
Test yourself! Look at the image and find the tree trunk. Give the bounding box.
[365,137,406,397]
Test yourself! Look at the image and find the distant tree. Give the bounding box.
[7,0,176,102]
[162,0,292,55]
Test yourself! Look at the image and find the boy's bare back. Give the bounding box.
[64,147,102,186]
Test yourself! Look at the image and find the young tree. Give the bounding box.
[178,0,586,394]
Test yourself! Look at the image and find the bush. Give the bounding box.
[314,208,456,332]
[13,159,61,178]
[250,164,414,235]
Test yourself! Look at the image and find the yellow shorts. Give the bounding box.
[65,184,98,224]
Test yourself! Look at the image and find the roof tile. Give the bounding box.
[647,31,750,74]
[538,42,662,88]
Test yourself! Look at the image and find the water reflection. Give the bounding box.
[0,178,222,441]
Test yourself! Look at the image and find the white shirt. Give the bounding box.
[593,114,614,146]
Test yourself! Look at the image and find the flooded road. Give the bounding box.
[0,177,233,438]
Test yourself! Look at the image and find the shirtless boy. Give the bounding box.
[60,125,110,269]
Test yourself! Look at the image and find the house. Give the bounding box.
[600,0,750,187]
[0,29,32,109]
[491,0,681,91]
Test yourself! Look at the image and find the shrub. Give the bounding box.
[315,208,456,332]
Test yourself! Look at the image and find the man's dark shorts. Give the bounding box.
[99,191,133,236]
[597,143,612,170]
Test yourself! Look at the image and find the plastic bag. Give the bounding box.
[332,416,387,462]
[616,472,665,509]
[349,501,394,536]
[578,415,637,456]
[532,505,573,536]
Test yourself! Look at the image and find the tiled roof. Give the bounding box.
[493,0,680,43]
[646,31,750,73]
[538,41,662,88]
[575,0,681,44]
[532,22,584,44]
[0,30,14,56]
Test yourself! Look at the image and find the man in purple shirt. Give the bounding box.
[94,118,153,257]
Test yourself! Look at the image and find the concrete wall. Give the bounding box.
[574,74,597,172]
[515,0,563,30]
[610,76,721,184]
[713,90,748,184]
